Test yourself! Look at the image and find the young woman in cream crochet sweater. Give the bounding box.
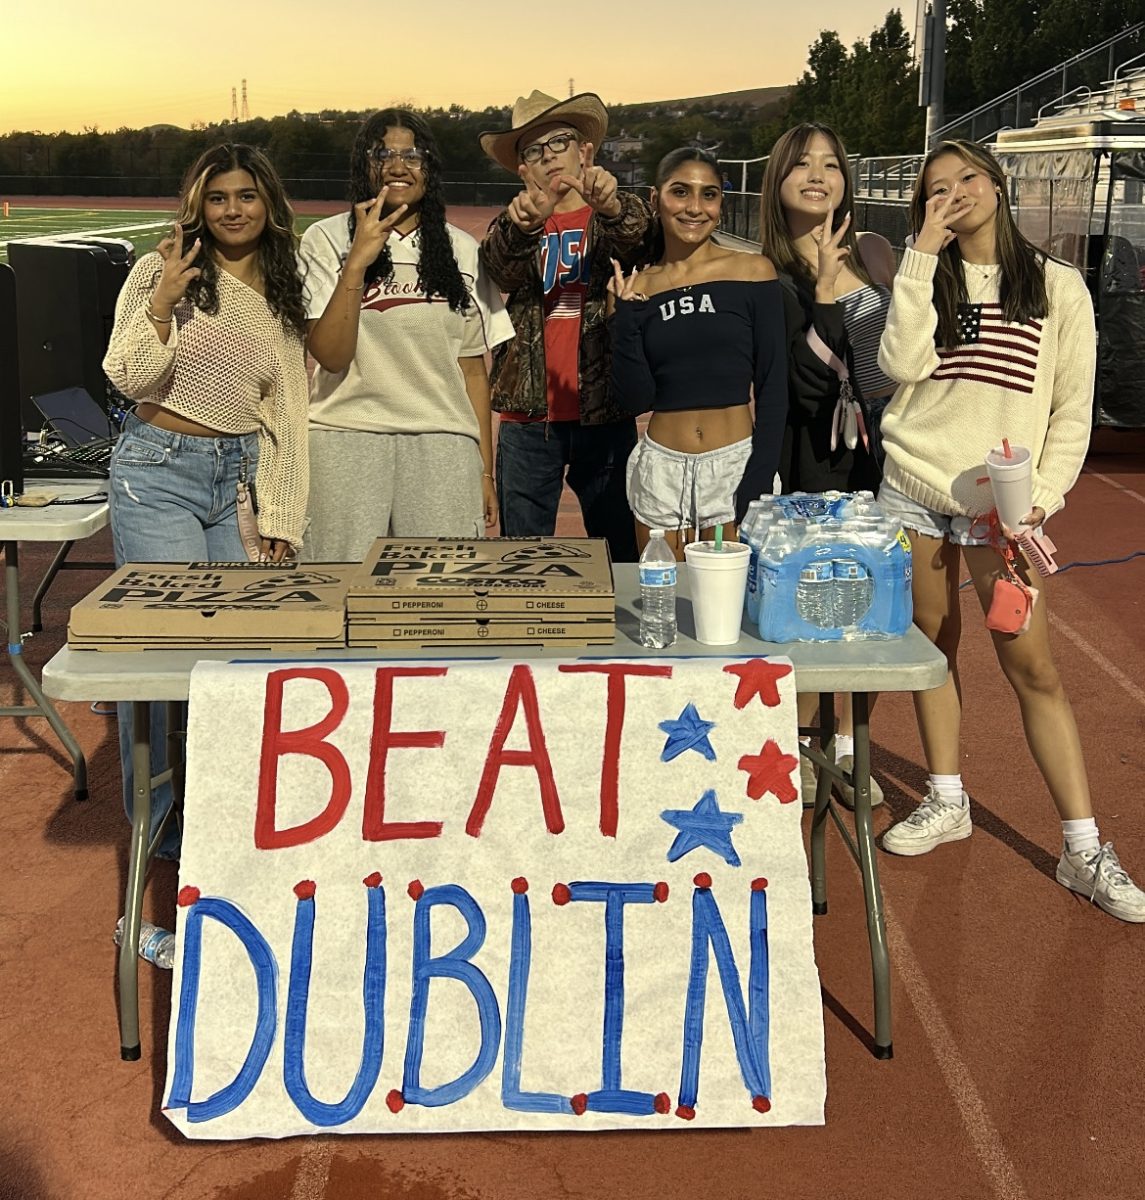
[103,142,309,859]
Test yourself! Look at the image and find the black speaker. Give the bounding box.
[0,263,22,494]
[8,238,133,430]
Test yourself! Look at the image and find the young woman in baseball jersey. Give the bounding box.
[300,109,512,560]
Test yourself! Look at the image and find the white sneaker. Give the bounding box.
[882,787,971,856]
[832,753,886,809]
[1056,842,1145,923]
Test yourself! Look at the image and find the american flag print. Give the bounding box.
[933,303,1044,394]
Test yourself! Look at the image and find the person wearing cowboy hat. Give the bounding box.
[479,90,652,562]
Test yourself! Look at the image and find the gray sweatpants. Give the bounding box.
[303,428,485,562]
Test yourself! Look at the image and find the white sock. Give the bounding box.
[1062,817,1100,856]
[834,734,855,761]
[928,773,966,807]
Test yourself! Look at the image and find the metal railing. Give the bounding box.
[931,22,1144,145]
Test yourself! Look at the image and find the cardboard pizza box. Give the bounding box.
[347,612,615,648]
[68,562,354,649]
[345,538,615,616]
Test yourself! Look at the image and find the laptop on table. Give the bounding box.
[25,387,119,479]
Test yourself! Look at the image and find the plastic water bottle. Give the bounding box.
[796,561,836,628]
[833,560,873,626]
[639,529,677,648]
[114,916,176,969]
[742,500,767,622]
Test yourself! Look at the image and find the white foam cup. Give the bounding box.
[985,444,1032,532]
[684,540,751,645]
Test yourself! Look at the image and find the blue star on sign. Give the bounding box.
[658,702,717,763]
[661,789,744,867]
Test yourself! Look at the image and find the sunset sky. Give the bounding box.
[1,0,915,133]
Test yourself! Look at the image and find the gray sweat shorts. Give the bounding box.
[625,433,752,535]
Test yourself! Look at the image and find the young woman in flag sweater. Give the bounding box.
[875,140,1144,922]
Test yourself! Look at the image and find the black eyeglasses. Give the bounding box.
[369,147,426,170]
[519,132,579,164]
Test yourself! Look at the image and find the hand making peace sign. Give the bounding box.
[345,185,410,272]
[914,190,973,256]
[152,224,203,312]
[811,205,852,295]
[606,257,646,304]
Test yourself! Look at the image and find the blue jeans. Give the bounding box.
[109,414,260,857]
[496,418,639,562]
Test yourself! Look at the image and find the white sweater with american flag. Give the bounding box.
[877,247,1095,519]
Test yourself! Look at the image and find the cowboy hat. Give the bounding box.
[480,91,608,174]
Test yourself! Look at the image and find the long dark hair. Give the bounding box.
[646,146,722,262]
[346,109,469,311]
[174,143,306,338]
[910,139,1048,347]
[759,123,870,292]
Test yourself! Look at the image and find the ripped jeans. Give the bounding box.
[108,412,259,856]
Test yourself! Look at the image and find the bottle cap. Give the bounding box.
[648,529,666,538]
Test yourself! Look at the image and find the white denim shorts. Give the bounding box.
[625,433,752,535]
[877,481,992,547]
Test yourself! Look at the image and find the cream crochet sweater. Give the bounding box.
[104,253,309,547]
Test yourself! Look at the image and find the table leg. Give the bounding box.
[852,691,893,1059]
[31,539,73,632]
[119,701,151,1061]
[809,691,835,916]
[2,541,88,799]
[166,700,185,841]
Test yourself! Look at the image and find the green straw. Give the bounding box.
[714,525,723,552]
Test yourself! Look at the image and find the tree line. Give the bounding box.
[0,5,1140,199]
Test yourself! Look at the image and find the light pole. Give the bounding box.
[918,0,947,149]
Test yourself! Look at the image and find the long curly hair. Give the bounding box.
[645,146,722,262]
[346,109,469,311]
[909,139,1048,347]
[759,123,870,292]
[174,143,306,338]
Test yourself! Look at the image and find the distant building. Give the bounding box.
[601,129,646,158]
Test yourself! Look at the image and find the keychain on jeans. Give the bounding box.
[235,455,261,563]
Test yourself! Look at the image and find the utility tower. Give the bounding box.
[568,78,574,98]
[230,87,238,123]
[241,79,250,122]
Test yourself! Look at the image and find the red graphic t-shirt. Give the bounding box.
[540,205,591,422]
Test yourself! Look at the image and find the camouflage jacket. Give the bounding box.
[479,191,653,424]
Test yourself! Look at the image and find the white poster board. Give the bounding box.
[163,657,825,1138]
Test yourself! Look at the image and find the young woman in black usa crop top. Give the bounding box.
[607,147,788,559]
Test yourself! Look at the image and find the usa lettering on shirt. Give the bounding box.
[541,228,588,321]
[934,302,1043,394]
[658,294,717,321]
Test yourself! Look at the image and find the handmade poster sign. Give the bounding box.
[164,656,825,1139]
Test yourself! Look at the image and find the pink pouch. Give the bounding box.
[985,576,1037,635]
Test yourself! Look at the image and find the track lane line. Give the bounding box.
[1082,468,1145,506]
[288,1139,333,1200]
[885,907,1031,1200]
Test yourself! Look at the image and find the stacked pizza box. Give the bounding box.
[68,562,355,651]
[344,538,616,648]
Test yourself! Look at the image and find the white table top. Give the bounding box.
[0,480,110,542]
[42,564,947,703]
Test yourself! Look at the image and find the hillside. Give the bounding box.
[621,86,792,111]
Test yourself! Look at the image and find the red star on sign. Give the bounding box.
[723,659,793,709]
[738,739,800,803]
